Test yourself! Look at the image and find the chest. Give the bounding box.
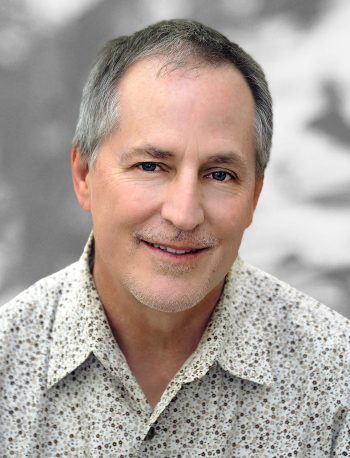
[1,360,339,457]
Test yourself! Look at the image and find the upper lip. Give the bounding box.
[142,240,208,251]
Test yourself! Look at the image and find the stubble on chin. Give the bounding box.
[121,270,215,314]
[122,228,221,312]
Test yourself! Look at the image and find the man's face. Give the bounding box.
[73,58,263,313]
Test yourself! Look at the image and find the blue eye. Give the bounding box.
[139,162,157,172]
[211,171,231,181]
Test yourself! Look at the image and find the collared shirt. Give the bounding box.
[0,235,349,457]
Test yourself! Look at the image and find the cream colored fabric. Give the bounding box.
[0,235,349,456]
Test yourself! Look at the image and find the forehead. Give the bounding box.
[118,56,254,112]
[115,57,255,162]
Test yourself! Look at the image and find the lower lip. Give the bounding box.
[141,241,208,261]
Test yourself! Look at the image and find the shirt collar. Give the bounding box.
[215,257,275,386]
[47,233,125,389]
[172,257,274,388]
[47,234,274,389]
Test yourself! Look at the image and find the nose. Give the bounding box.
[160,175,205,231]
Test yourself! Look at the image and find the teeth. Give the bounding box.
[153,244,193,254]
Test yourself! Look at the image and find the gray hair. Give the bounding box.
[73,19,273,177]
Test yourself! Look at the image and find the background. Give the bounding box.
[1,0,349,317]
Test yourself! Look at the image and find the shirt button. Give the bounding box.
[144,426,155,440]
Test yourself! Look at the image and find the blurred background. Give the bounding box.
[1,0,349,317]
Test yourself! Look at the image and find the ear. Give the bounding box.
[71,146,91,212]
[253,177,264,211]
[246,177,264,228]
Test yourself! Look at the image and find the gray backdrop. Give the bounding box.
[1,0,350,317]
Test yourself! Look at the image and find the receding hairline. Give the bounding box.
[123,50,249,82]
[87,55,256,171]
[113,54,255,129]
[73,20,273,177]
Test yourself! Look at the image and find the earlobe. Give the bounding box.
[71,146,91,212]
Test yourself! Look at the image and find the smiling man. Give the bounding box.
[1,20,349,457]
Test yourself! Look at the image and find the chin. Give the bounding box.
[122,275,213,314]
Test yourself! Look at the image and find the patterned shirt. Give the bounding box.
[0,234,349,457]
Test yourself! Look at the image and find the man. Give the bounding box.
[0,19,349,457]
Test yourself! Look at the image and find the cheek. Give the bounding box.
[91,179,162,227]
[206,194,253,238]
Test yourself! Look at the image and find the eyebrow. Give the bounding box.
[205,153,248,169]
[119,145,174,163]
[119,144,248,169]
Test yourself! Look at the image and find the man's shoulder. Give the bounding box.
[0,261,81,345]
[237,259,350,349]
[234,260,350,412]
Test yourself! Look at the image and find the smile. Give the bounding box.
[142,240,207,256]
[153,244,197,255]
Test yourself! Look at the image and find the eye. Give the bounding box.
[208,170,236,182]
[138,162,159,172]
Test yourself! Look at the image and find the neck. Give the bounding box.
[92,261,224,408]
[94,267,223,355]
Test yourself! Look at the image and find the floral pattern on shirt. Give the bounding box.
[0,233,349,457]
